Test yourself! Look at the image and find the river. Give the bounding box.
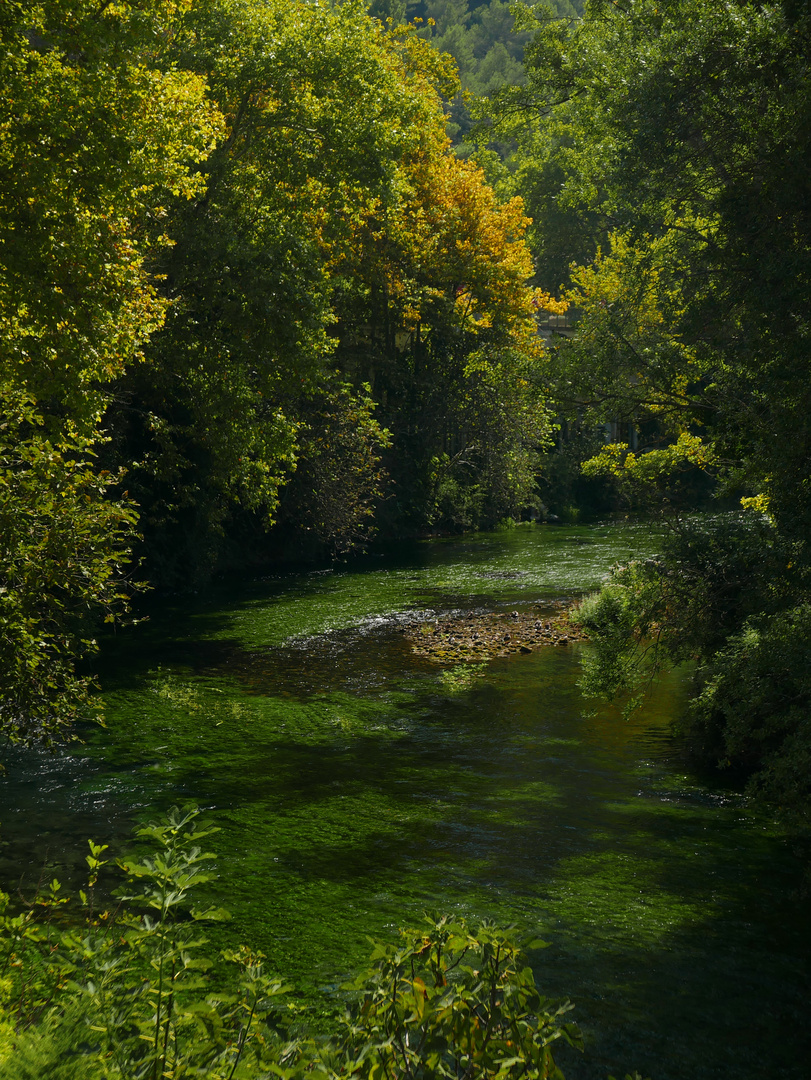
[1,521,808,1079]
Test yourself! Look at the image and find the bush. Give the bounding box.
[330,917,580,1080]
[0,806,290,1079]
[571,513,811,821]
[0,807,581,1079]
[692,605,811,823]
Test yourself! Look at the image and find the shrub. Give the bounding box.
[570,513,811,821]
[0,807,581,1079]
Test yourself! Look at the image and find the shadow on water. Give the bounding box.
[0,523,808,1080]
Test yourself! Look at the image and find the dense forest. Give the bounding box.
[2,0,571,742]
[1,0,810,1074]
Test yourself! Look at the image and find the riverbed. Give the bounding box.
[1,522,808,1079]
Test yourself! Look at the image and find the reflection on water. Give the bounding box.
[1,523,808,1080]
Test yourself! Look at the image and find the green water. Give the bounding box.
[1,522,808,1079]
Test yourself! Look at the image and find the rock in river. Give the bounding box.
[402,604,587,664]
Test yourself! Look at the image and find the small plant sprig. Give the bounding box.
[305,914,581,1080]
[0,805,289,1079]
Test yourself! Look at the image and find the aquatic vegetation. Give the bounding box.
[0,524,807,1080]
[0,807,581,1080]
[438,663,489,693]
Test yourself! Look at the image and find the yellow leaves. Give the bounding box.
[128,67,224,203]
[385,17,460,101]
[306,37,541,349]
[569,221,713,346]
[740,493,771,515]
[583,432,717,482]
[374,148,541,337]
[671,432,716,467]
[582,442,628,478]
[570,232,666,332]
[533,289,569,317]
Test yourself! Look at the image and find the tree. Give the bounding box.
[501,0,811,814]
[107,0,463,580]
[107,3,556,572]
[273,381,391,558]
[327,64,564,531]
[0,0,221,743]
[413,0,582,145]
[0,0,221,432]
[0,388,138,748]
[505,0,811,504]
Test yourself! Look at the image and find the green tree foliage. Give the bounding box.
[106,0,421,579]
[426,0,527,97]
[502,0,811,813]
[119,1,554,566]
[274,381,391,558]
[0,807,581,1078]
[0,0,219,746]
[1,0,554,741]
[329,88,563,532]
[405,0,582,143]
[507,0,811,514]
[0,388,138,748]
[0,0,222,430]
